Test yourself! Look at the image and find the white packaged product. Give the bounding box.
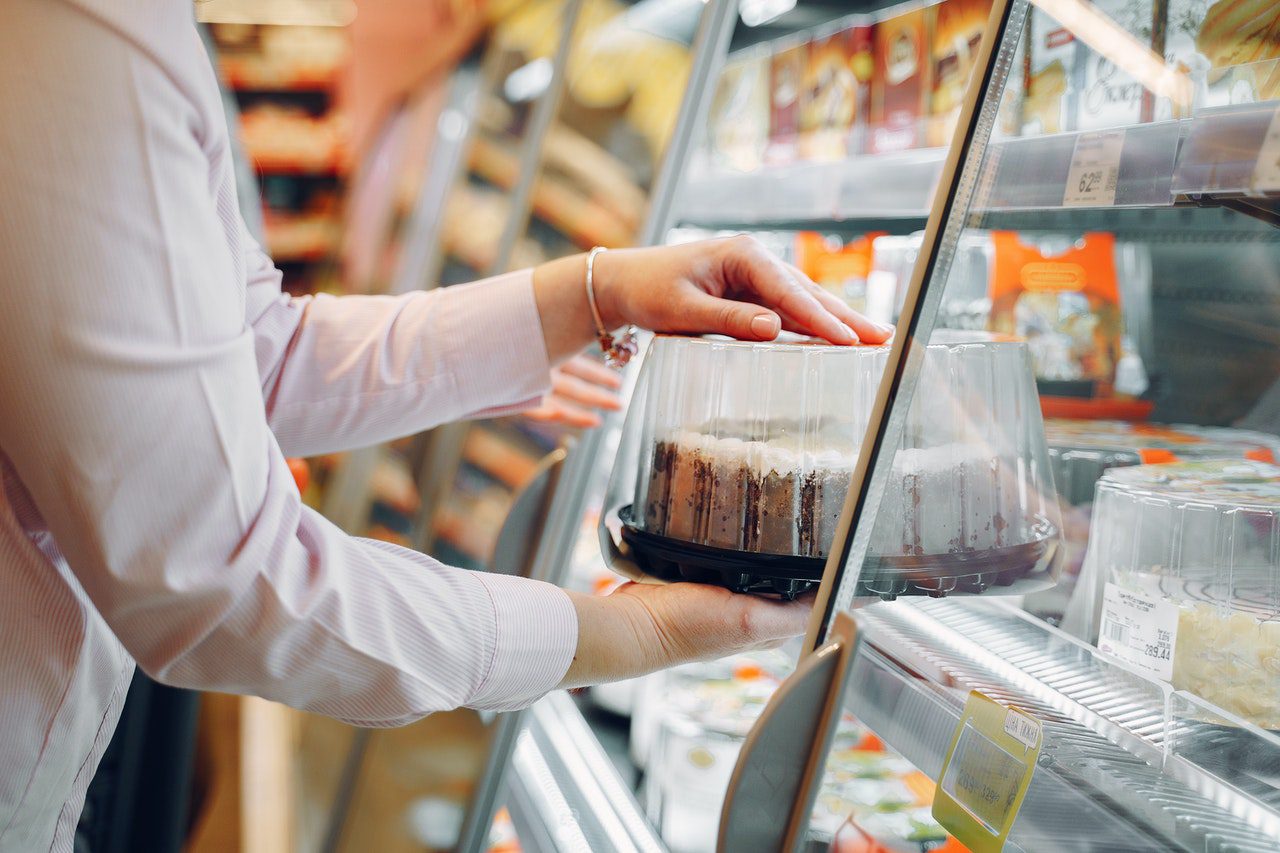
[1081,459,1280,728]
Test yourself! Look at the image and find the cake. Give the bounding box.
[643,424,858,559]
[644,426,1030,563]
[1086,460,1280,728]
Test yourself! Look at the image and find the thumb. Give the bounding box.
[679,292,782,341]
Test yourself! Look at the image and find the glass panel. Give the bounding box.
[807,0,1280,848]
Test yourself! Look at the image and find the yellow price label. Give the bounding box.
[932,691,1042,852]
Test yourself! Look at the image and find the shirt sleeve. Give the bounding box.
[0,1,576,721]
[245,231,554,458]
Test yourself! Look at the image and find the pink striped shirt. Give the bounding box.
[0,2,577,849]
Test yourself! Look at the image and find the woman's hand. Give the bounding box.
[524,353,623,429]
[559,582,811,688]
[532,236,894,364]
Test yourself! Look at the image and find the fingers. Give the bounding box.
[550,368,623,412]
[671,291,783,341]
[735,594,812,643]
[523,395,603,429]
[782,261,894,345]
[559,353,623,391]
[718,235,857,345]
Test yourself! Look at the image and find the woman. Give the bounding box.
[0,2,891,850]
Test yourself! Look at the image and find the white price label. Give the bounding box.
[1062,129,1125,207]
[1251,107,1280,193]
[1098,583,1179,681]
[1002,709,1041,752]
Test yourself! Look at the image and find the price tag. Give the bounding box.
[1251,107,1280,193]
[1062,129,1125,207]
[1003,709,1041,751]
[933,691,1042,853]
[1097,582,1179,681]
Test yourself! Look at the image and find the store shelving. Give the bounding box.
[675,110,1280,227]
[847,599,1280,851]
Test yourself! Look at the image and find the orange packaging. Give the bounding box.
[928,0,992,147]
[766,40,808,165]
[800,21,873,161]
[869,5,932,154]
[988,232,1122,397]
[795,231,886,314]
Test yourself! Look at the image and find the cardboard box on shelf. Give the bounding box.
[869,5,932,154]
[1075,0,1153,130]
[707,49,771,172]
[1023,7,1078,135]
[799,20,872,161]
[766,39,808,165]
[928,0,993,147]
[1161,0,1280,118]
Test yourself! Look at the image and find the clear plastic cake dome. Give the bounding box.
[1045,418,1280,506]
[1078,459,1280,729]
[602,334,1063,599]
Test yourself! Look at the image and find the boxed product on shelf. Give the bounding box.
[1162,0,1280,116]
[869,4,933,153]
[1022,7,1077,135]
[1074,0,1151,131]
[707,49,771,172]
[1080,459,1280,729]
[799,20,873,161]
[767,38,809,165]
[927,0,992,147]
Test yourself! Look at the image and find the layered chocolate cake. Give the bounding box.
[643,425,857,559]
[645,430,1027,564]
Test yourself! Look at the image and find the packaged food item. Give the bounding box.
[643,654,790,853]
[707,48,771,172]
[987,231,1122,398]
[928,0,993,146]
[1022,7,1078,135]
[869,5,932,154]
[1075,0,1153,130]
[767,39,808,165]
[606,334,1063,600]
[993,20,1030,140]
[800,20,873,161]
[794,231,886,314]
[1161,0,1280,117]
[1081,459,1280,729]
[828,808,962,853]
[1029,419,1280,625]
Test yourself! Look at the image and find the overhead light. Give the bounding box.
[739,0,796,28]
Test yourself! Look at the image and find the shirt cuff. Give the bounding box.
[467,572,578,711]
[438,269,551,418]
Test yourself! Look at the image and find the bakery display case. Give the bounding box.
[472,0,1280,850]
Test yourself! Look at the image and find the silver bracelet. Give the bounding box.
[585,246,638,369]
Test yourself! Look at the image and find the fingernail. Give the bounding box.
[875,322,895,336]
[751,314,780,338]
[839,322,859,343]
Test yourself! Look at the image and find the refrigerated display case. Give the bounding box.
[481,0,1280,850]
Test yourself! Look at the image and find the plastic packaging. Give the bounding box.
[1081,459,1280,728]
[604,334,1063,599]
